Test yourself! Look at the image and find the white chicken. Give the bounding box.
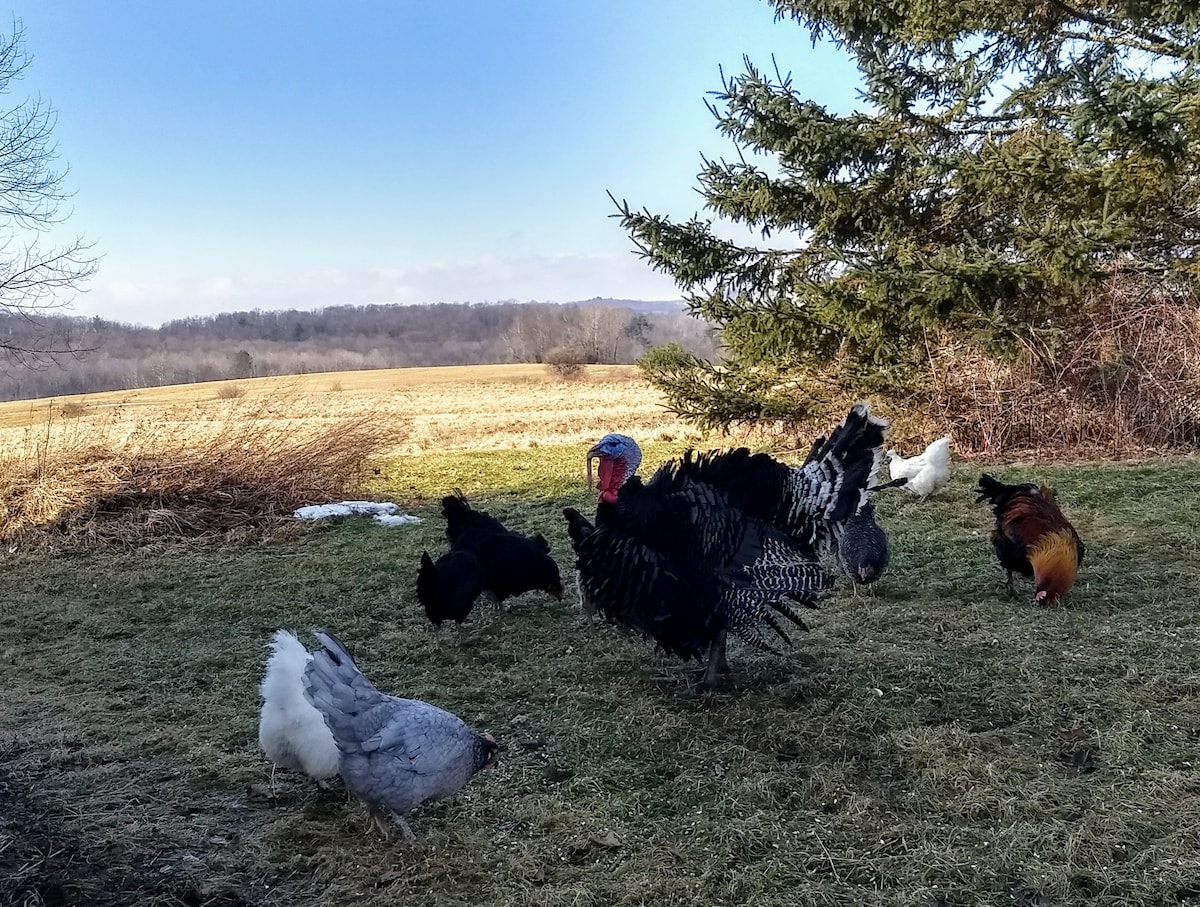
[258,629,340,786]
[886,436,952,498]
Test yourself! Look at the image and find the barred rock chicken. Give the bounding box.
[301,630,500,842]
[975,473,1085,607]
[887,436,952,498]
[440,491,564,606]
[258,629,340,786]
[569,403,889,688]
[835,500,890,593]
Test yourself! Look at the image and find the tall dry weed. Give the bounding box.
[0,396,404,545]
[926,278,1200,456]
[689,279,1200,460]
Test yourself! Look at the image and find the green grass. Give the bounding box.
[2,449,1200,906]
[377,439,702,503]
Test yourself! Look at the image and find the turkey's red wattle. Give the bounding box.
[596,456,625,504]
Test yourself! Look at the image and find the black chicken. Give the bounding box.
[835,500,890,593]
[567,403,890,688]
[416,548,486,639]
[440,491,564,606]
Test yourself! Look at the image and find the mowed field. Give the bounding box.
[2,364,1200,907]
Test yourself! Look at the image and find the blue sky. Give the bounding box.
[7,1,860,326]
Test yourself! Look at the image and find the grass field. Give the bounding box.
[2,366,1200,907]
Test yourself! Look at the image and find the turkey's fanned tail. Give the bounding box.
[783,402,889,554]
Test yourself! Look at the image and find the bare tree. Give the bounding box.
[501,304,558,362]
[229,349,255,379]
[0,302,720,401]
[0,22,98,364]
[573,304,632,364]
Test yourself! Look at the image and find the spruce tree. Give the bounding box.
[617,1,1200,428]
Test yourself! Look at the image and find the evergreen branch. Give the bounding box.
[1058,28,1193,58]
[1048,0,1192,59]
[947,126,1024,137]
[613,1,1200,430]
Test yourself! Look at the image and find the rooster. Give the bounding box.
[301,630,500,842]
[974,473,1085,607]
[257,630,340,787]
[887,436,952,498]
[416,547,486,639]
[440,492,564,606]
[569,403,889,688]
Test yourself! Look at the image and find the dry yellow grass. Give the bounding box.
[0,409,401,544]
[0,364,720,543]
[0,364,711,456]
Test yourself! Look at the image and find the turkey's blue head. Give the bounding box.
[586,433,642,504]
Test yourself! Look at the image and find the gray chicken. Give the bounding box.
[301,630,500,842]
[835,500,890,593]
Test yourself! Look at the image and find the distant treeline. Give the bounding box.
[0,299,717,402]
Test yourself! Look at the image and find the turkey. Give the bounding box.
[440,491,564,607]
[568,403,890,688]
[886,436,952,498]
[257,630,340,788]
[416,547,486,640]
[586,402,890,559]
[301,630,500,842]
[564,491,827,690]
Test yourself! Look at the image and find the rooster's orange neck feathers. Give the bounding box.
[1028,529,1079,602]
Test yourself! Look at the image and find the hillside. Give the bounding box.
[0,298,713,403]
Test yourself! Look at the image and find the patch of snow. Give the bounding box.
[293,501,422,527]
[374,513,423,527]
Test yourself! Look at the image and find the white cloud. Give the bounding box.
[68,253,684,326]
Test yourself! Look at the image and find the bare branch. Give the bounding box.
[0,21,98,362]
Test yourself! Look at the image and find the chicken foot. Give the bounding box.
[369,807,418,845]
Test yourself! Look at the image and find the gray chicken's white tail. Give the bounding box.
[258,629,339,781]
[260,629,311,705]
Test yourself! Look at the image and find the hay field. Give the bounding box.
[0,364,713,542]
[0,364,710,455]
